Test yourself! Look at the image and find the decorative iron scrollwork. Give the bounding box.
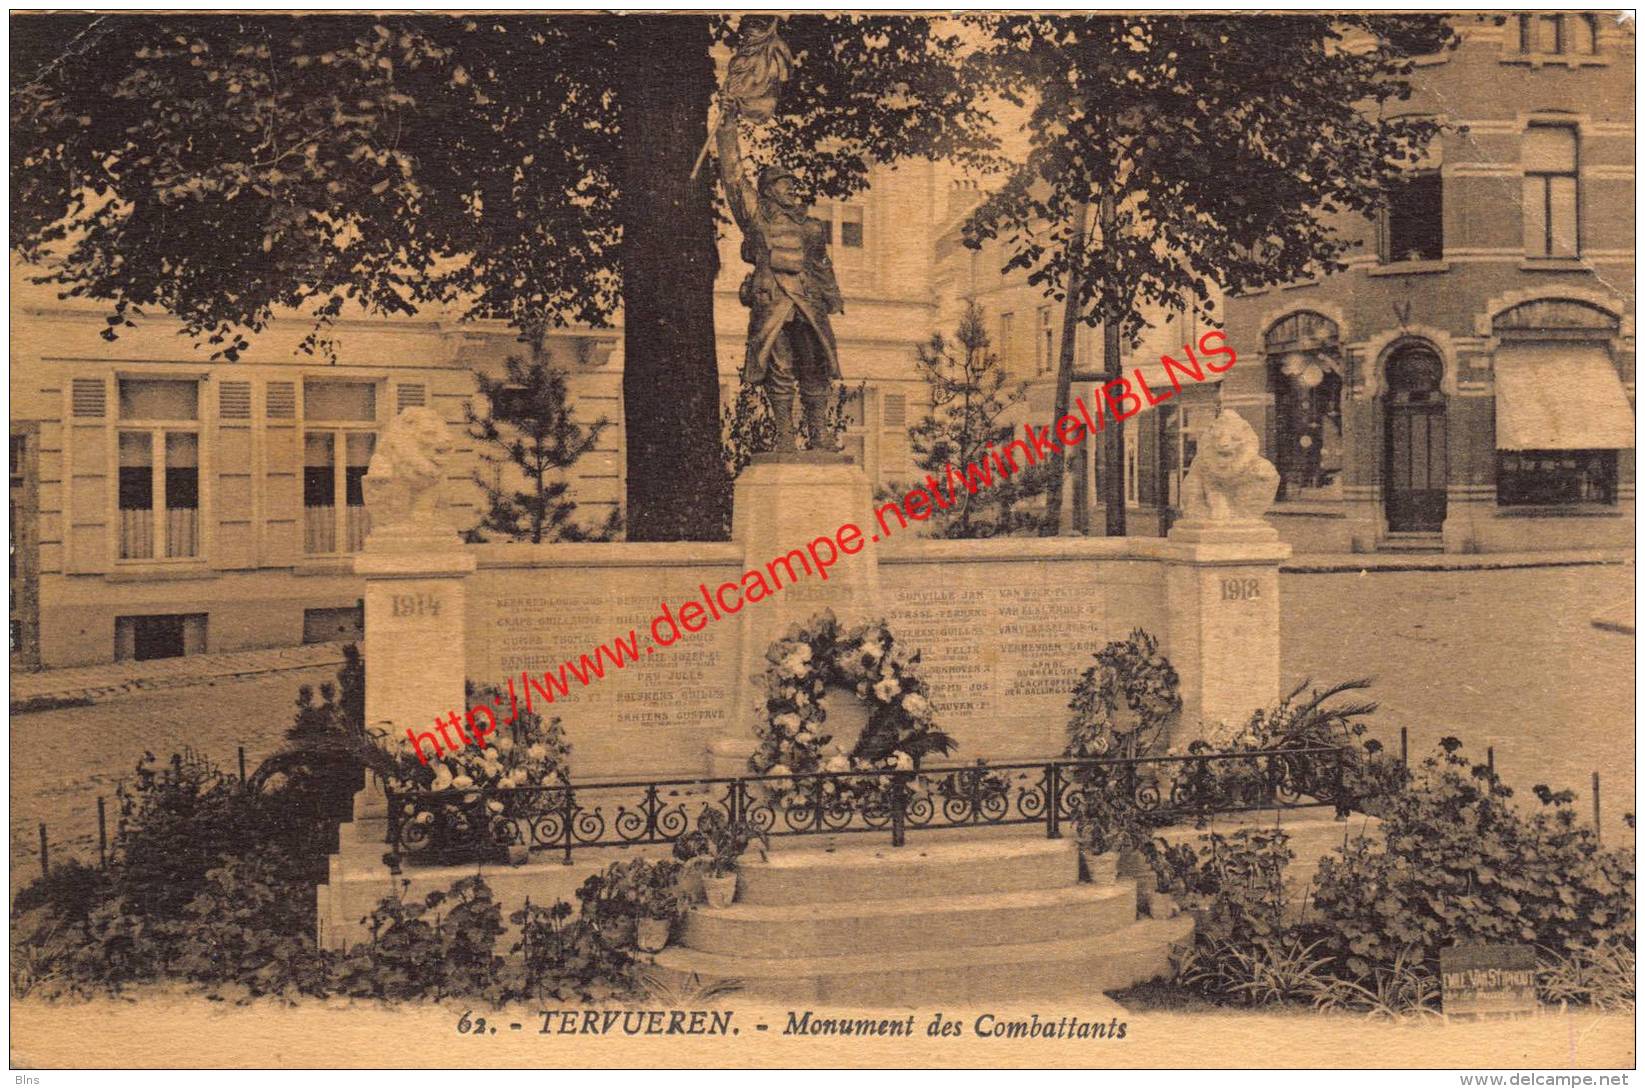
[383,746,1351,864]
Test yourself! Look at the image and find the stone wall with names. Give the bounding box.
[466,544,743,779]
[464,538,1179,777]
[880,545,1169,760]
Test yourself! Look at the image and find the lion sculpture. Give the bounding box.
[364,407,452,531]
[1178,410,1280,524]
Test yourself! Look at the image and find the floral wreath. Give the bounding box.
[748,611,955,792]
[1064,628,1182,762]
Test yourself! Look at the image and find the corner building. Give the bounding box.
[1221,13,1635,554]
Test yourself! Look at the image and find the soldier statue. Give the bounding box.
[715,108,845,454]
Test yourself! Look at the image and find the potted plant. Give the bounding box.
[577,859,648,950]
[635,860,685,953]
[675,808,769,909]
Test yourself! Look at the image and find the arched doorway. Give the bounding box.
[1383,346,1447,532]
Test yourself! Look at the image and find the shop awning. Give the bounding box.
[1494,346,1635,450]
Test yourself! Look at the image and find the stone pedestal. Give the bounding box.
[356,527,476,743]
[710,452,879,777]
[1162,518,1291,745]
[319,526,475,946]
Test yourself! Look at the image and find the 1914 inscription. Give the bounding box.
[392,592,442,618]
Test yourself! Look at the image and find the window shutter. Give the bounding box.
[66,379,110,573]
[218,381,252,420]
[262,382,298,564]
[882,392,907,430]
[880,391,909,480]
[266,381,296,420]
[395,383,427,413]
[214,384,255,568]
[71,378,106,419]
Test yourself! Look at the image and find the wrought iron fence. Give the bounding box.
[383,746,1353,866]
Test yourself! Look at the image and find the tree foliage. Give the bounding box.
[903,301,1050,538]
[11,13,999,539]
[11,15,621,357]
[964,14,1458,340]
[465,351,619,544]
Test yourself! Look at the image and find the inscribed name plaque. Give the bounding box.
[1439,944,1540,1018]
[467,550,742,778]
[880,545,1167,759]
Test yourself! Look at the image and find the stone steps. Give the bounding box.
[735,835,1078,905]
[653,831,1191,1005]
[682,880,1140,959]
[652,916,1194,1006]
[1379,532,1445,553]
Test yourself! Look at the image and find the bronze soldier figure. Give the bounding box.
[715,111,845,453]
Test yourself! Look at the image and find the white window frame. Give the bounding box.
[1166,404,1205,510]
[1036,305,1055,373]
[817,200,868,272]
[1505,12,1607,67]
[1522,123,1580,259]
[301,380,383,557]
[110,373,207,566]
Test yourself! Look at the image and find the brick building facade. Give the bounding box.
[1220,13,1635,554]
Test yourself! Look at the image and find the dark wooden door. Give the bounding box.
[1383,351,1448,533]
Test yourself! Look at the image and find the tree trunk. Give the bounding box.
[1099,192,1127,537]
[615,15,730,541]
[528,334,548,545]
[1041,201,1091,537]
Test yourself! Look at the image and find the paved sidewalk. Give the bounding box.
[10,641,350,711]
[1282,548,1632,573]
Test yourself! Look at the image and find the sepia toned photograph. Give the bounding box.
[6,6,1637,1075]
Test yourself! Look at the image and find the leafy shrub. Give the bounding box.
[1148,827,1297,946]
[321,873,643,1006]
[10,754,332,997]
[577,857,690,950]
[507,895,639,1004]
[166,849,333,1000]
[1311,738,1635,974]
[11,860,108,923]
[1147,740,1635,1017]
[331,875,506,1002]
[10,863,113,1000]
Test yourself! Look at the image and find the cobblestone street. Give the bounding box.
[10,563,1635,885]
[10,664,341,887]
[1281,564,1636,838]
